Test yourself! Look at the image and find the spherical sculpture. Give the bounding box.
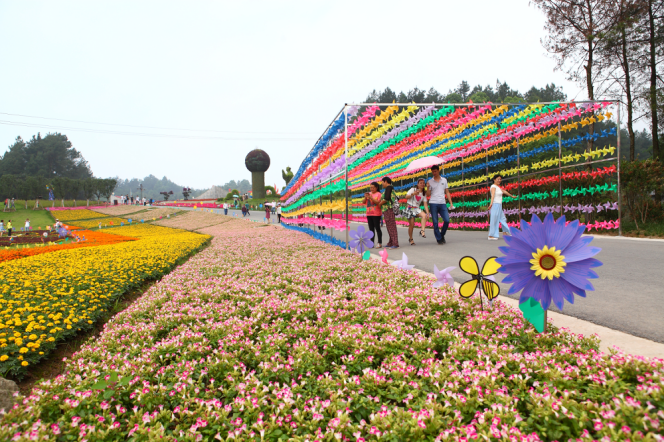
[245,149,271,199]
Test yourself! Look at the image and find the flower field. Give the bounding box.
[0,225,209,378]
[49,209,105,222]
[91,206,178,217]
[70,217,128,229]
[153,210,232,230]
[0,229,136,263]
[1,219,661,441]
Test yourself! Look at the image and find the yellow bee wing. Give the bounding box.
[459,256,480,276]
[481,256,501,277]
[482,278,500,300]
[458,279,479,298]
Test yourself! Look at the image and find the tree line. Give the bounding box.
[0,175,117,202]
[0,132,118,201]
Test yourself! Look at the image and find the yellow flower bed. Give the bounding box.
[69,217,127,229]
[50,209,105,222]
[0,224,209,377]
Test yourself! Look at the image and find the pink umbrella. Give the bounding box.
[403,156,443,173]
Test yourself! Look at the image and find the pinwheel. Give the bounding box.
[497,213,602,311]
[379,248,389,264]
[458,256,501,311]
[392,253,415,271]
[433,265,455,288]
[349,226,374,254]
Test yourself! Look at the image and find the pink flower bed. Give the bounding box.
[1,219,661,441]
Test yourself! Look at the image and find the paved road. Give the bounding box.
[234,209,664,343]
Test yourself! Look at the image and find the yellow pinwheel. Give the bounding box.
[458,256,501,310]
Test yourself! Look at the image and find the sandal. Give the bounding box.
[409,238,415,245]
[375,244,382,249]
[419,230,426,238]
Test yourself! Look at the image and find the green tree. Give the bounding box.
[468,91,490,103]
[0,137,27,177]
[444,92,463,103]
[19,133,92,179]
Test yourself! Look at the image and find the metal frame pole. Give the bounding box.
[517,139,522,222]
[558,121,563,218]
[617,101,622,236]
[461,156,465,228]
[344,105,349,249]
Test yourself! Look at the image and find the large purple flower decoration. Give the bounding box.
[496,213,602,311]
[349,225,374,253]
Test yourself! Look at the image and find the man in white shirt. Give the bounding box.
[426,165,454,244]
[223,203,228,215]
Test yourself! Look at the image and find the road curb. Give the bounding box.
[367,253,664,360]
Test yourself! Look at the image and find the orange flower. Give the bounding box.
[0,230,137,264]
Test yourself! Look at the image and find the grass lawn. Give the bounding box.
[0,207,55,229]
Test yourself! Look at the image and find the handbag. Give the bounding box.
[391,198,401,216]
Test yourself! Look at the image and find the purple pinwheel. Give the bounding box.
[349,225,374,253]
[496,213,602,311]
[392,253,415,271]
[433,265,455,288]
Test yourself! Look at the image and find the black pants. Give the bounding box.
[367,216,382,245]
[7,229,12,237]
[278,214,281,223]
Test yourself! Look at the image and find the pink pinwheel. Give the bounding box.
[379,248,389,264]
[392,253,415,271]
[433,265,455,288]
[596,204,605,212]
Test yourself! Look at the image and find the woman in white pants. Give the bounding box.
[488,175,515,240]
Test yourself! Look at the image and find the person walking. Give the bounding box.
[7,219,12,237]
[379,176,399,249]
[427,165,454,245]
[276,204,282,223]
[24,218,30,231]
[488,174,515,240]
[363,182,383,248]
[405,178,430,245]
[0,220,4,236]
[224,203,228,215]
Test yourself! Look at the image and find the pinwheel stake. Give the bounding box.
[458,256,501,311]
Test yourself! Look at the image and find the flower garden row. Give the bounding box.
[0,223,210,378]
[1,219,661,441]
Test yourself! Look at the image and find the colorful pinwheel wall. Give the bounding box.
[281,101,621,242]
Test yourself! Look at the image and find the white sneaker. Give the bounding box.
[488,237,498,241]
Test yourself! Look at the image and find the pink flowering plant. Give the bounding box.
[1,219,662,441]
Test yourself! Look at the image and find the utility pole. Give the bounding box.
[137,184,144,201]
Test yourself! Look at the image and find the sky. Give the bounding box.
[0,0,589,191]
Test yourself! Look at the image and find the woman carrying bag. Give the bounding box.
[363,182,383,249]
[404,178,430,245]
[379,176,399,249]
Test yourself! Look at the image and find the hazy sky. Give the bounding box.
[0,0,587,190]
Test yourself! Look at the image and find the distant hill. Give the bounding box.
[114,175,206,200]
[114,176,253,201]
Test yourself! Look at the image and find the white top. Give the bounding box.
[406,187,426,207]
[491,184,503,204]
[277,207,281,214]
[427,177,448,204]
[25,221,30,228]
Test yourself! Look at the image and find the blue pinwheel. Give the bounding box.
[496,213,602,311]
[349,225,374,254]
